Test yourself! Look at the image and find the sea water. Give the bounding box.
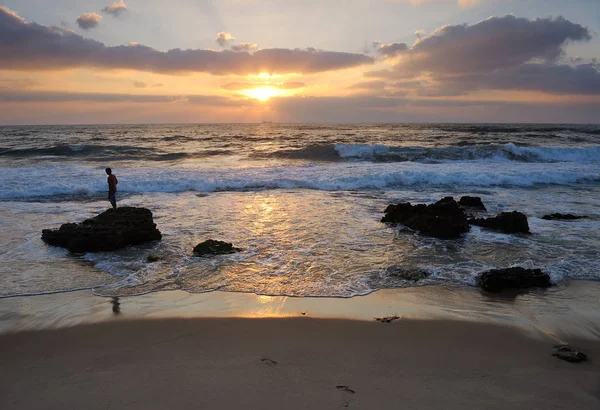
[0,123,599,298]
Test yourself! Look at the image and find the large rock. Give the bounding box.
[469,211,530,234]
[382,197,470,239]
[458,196,486,210]
[542,213,586,221]
[42,207,162,253]
[193,239,239,256]
[477,267,551,292]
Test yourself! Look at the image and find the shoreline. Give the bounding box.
[1,317,599,409]
[2,280,600,342]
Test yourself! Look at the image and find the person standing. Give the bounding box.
[106,167,118,210]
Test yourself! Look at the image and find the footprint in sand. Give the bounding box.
[336,385,356,407]
[260,358,278,366]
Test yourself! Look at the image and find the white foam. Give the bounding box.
[1,161,599,199]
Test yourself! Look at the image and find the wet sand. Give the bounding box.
[1,317,599,410]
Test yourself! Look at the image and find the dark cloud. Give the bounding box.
[400,15,591,75]
[376,42,408,58]
[102,1,127,18]
[220,81,305,91]
[446,63,600,95]
[0,7,373,75]
[367,15,599,96]
[133,81,147,88]
[76,13,102,30]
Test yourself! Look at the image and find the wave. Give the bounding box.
[0,144,234,161]
[262,143,600,163]
[2,162,599,199]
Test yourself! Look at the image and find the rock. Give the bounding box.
[386,266,429,282]
[469,211,530,234]
[41,207,162,253]
[477,267,551,292]
[542,213,586,221]
[193,239,239,256]
[552,345,588,363]
[459,196,487,210]
[375,316,400,323]
[382,197,470,239]
[146,254,162,263]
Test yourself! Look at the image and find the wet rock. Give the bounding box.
[41,207,162,253]
[552,345,588,363]
[542,213,587,221]
[146,253,162,263]
[382,197,470,239]
[386,266,429,282]
[193,239,239,256]
[469,211,530,234]
[459,196,487,210]
[478,267,551,292]
[375,316,400,323]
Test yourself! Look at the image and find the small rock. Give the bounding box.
[375,315,400,323]
[459,196,487,210]
[193,239,239,256]
[146,254,162,263]
[542,213,586,221]
[469,211,530,234]
[386,266,429,282]
[552,345,587,363]
[478,267,551,292]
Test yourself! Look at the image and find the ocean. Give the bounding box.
[1,123,599,299]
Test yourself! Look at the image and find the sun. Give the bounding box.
[241,87,282,101]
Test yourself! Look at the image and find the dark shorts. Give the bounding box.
[108,191,117,203]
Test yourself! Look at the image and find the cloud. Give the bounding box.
[220,82,305,91]
[367,15,599,96]
[216,32,235,47]
[347,80,387,90]
[399,15,590,75]
[0,8,373,75]
[376,42,408,58]
[102,1,127,17]
[152,83,164,87]
[231,43,259,52]
[0,90,256,106]
[133,81,147,88]
[76,13,102,30]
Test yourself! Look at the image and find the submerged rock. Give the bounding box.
[542,213,587,221]
[41,207,162,253]
[552,345,588,363]
[382,197,470,239]
[385,266,429,282]
[477,267,551,292]
[193,239,239,256]
[458,196,487,210]
[469,211,530,234]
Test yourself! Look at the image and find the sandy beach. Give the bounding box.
[1,317,598,410]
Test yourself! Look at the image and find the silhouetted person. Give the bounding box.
[106,167,118,210]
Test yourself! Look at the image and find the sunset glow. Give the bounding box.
[0,1,598,124]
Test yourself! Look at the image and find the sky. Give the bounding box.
[0,0,599,124]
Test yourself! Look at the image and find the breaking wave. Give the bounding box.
[263,143,600,163]
[2,161,599,200]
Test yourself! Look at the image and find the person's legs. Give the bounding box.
[108,191,117,210]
